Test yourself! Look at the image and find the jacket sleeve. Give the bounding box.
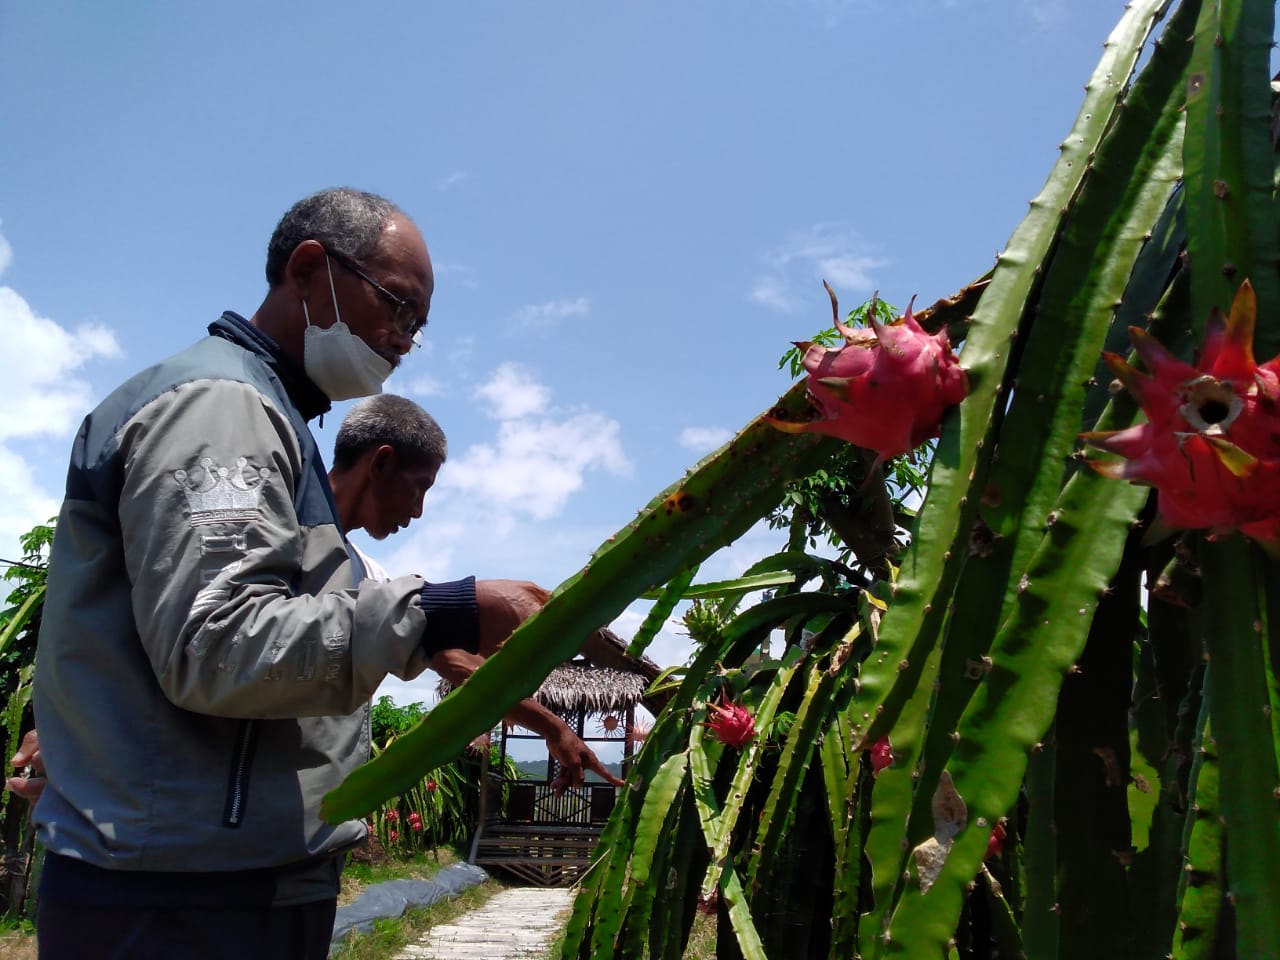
[115,377,442,718]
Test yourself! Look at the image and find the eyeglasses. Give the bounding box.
[325,249,428,344]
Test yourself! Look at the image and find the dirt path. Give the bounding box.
[394,886,573,959]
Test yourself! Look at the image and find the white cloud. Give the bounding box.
[0,447,60,569]
[1025,0,1067,26]
[753,224,887,314]
[441,413,630,520]
[432,260,478,290]
[679,426,733,452]
[818,254,882,293]
[750,278,795,312]
[474,362,551,420]
[512,297,590,331]
[0,288,122,441]
[0,225,122,561]
[437,171,470,191]
[397,375,445,398]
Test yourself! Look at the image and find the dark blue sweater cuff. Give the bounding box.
[420,575,479,656]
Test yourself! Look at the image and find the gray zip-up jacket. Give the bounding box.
[33,313,473,873]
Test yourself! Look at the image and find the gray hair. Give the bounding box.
[333,394,448,470]
[265,188,401,287]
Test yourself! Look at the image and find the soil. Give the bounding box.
[346,833,390,867]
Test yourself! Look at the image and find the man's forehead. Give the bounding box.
[378,215,430,267]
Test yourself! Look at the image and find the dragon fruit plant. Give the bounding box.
[329,1,1280,956]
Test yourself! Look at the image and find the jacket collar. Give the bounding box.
[207,312,332,422]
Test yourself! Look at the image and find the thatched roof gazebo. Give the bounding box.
[457,629,662,887]
[525,661,651,714]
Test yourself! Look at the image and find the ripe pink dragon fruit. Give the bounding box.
[408,811,423,833]
[869,736,894,776]
[768,284,969,467]
[1082,281,1280,542]
[702,696,756,749]
[986,821,1007,860]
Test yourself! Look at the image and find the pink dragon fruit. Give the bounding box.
[702,696,756,749]
[869,736,894,776]
[1082,280,1280,542]
[768,284,969,468]
[986,821,1007,860]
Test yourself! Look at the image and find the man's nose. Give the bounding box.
[387,328,416,355]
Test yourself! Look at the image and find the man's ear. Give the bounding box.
[368,444,398,478]
[283,239,329,298]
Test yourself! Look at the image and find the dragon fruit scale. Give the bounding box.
[1082,280,1280,542]
[768,283,969,467]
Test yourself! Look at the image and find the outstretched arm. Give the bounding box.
[430,647,625,795]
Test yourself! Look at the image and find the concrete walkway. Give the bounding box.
[395,886,575,959]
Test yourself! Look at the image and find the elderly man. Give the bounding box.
[29,189,579,960]
[328,394,622,792]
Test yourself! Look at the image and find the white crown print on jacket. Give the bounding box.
[174,457,273,526]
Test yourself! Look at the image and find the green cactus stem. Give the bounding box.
[1171,706,1222,960]
[626,563,698,659]
[1021,739,1060,959]
[1196,539,1280,958]
[1183,0,1280,346]
[611,750,689,958]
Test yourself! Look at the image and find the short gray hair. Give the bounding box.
[266,188,401,287]
[333,395,447,470]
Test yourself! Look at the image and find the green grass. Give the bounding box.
[0,918,37,960]
[338,845,463,905]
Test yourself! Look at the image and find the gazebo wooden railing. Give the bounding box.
[461,648,659,887]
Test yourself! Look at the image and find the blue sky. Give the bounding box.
[0,1,1131,710]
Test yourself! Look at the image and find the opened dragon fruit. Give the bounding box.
[768,283,969,466]
[1082,280,1280,542]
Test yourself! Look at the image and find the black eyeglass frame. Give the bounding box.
[324,248,428,342]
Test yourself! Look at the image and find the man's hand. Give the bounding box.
[546,729,626,797]
[5,728,45,804]
[474,579,550,657]
[439,580,628,796]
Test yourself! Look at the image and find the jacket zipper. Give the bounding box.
[222,719,259,828]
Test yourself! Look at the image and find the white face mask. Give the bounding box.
[301,257,395,401]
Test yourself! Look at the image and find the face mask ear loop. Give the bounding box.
[301,297,312,328]
[324,255,343,327]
